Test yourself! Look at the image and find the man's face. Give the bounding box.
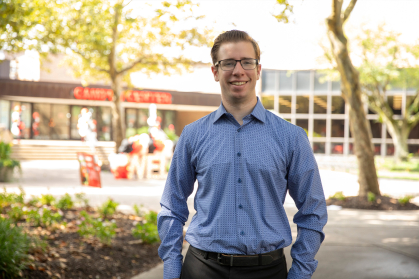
[211,41,261,104]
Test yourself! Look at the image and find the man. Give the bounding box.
[158,30,327,279]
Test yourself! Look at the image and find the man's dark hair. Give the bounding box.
[210,30,261,65]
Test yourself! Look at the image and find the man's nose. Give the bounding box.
[232,61,245,75]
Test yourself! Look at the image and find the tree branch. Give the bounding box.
[70,48,109,74]
[119,57,144,75]
[407,90,419,121]
[342,0,357,23]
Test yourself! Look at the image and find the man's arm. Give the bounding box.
[158,125,196,279]
[287,128,328,279]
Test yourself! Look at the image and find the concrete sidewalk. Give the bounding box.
[2,160,419,279]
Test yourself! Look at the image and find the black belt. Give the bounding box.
[189,245,284,267]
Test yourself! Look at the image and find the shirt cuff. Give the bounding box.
[163,259,183,279]
[287,268,312,279]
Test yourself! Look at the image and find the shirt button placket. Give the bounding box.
[236,126,244,237]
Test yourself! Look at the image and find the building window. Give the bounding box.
[97,107,112,141]
[332,80,341,91]
[369,120,382,138]
[296,119,308,133]
[0,100,10,130]
[313,96,327,114]
[126,108,137,138]
[388,95,402,115]
[313,120,326,137]
[331,143,344,154]
[331,96,345,114]
[10,102,31,139]
[313,142,325,154]
[386,144,394,156]
[50,104,70,140]
[278,96,292,113]
[409,123,419,139]
[373,144,381,155]
[296,71,310,91]
[296,96,309,114]
[33,103,51,140]
[279,71,293,91]
[408,144,419,157]
[331,120,344,137]
[163,110,176,130]
[261,96,274,110]
[314,72,328,91]
[262,70,277,92]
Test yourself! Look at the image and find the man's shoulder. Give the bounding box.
[264,110,306,135]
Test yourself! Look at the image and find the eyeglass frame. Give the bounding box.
[214,58,259,71]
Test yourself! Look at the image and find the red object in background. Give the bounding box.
[131,142,142,154]
[73,87,114,101]
[77,152,101,187]
[113,166,128,179]
[153,140,164,152]
[121,90,172,104]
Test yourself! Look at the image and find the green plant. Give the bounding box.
[132,211,160,244]
[0,217,32,278]
[27,208,62,228]
[398,195,415,206]
[367,192,376,203]
[0,187,25,211]
[40,194,56,206]
[329,191,346,201]
[163,128,179,142]
[77,211,117,246]
[133,204,144,217]
[75,192,89,208]
[0,142,21,182]
[98,198,119,220]
[56,193,74,210]
[7,204,27,222]
[27,195,41,207]
[136,126,149,136]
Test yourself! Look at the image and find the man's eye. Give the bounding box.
[243,60,254,65]
[223,61,235,66]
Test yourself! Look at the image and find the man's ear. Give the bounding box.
[256,64,262,80]
[211,65,219,82]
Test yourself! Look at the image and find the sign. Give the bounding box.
[73,87,114,101]
[77,152,102,187]
[121,90,172,104]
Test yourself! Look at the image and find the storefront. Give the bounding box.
[0,79,221,141]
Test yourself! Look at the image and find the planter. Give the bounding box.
[0,166,15,182]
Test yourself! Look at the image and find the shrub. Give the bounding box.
[98,198,119,220]
[75,192,89,208]
[77,211,117,246]
[398,195,415,206]
[132,211,160,244]
[56,193,74,210]
[0,142,21,182]
[7,204,27,222]
[40,194,56,206]
[329,191,346,201]
[367,192,376,203]
[0,217,31,278]
[133,204,145,217]
[0,187,25,210]
[27,195,41,207]
[27,208,62,228]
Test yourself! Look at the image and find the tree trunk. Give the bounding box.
[386,120,410,162]
[110,75,124,152]
[327,0,380,197]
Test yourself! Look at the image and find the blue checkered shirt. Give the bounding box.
[158,98,327,279]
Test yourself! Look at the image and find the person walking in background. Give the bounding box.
[158,30,327,279]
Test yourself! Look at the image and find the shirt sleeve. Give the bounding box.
[286,128,328,279]
[157,125,196,279]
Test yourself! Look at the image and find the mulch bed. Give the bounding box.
[327,196,419,210]
[20,209,162,279]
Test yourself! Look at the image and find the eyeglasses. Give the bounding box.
[214,59,259,71]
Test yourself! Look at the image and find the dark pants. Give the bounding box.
[180,246,288,279]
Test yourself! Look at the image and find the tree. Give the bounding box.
[273,0,380,197]
[41,0,211,150]
[354,25,419,162]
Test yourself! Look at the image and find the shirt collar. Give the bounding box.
[213,97,266,124]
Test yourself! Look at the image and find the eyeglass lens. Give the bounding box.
[220,59,257,70]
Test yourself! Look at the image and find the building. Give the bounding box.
[260,69,419,157]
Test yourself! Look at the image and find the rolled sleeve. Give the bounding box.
[287,128,328,278]
[157,125,196,279]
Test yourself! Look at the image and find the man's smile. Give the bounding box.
[230,81,248,86]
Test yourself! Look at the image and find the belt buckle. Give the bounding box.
[217,253,234,266]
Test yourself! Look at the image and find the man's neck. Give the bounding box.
[222,96,258,126]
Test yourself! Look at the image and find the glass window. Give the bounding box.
[369,120,382,138]
[349,143,354,154]
[0,100,10,130]
[163,110,176,130]
[373,144,381,155]
[332,80,341,91]
[126,108,137,138]
[279,71,293,91]
[10,102,31,139]
[408,144,419,157]
[296,96,309,114]
[331,143,344,154]
[331,120,344,137]
[387,95,402,115]
[409,123,419,139]
[296,71,310,91]
[296,119,308,133]
[313,120,326,137]
[313,96,327,114]
[70,106,96,140]
[278,96,292,114]
[97,107,112,141]
[314,72,328,91]
[262,96,274,110]
[331,96,345,114]
[313,142,325,154]
[386,144,394,156]
[33,103,51,140]
[50,104,70,140]
[262,70,277,92]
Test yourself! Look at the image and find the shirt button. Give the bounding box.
[240,231,245,236]
[238,178,242,183]
[237,129,241,132]
[237,152,241,157]
[238,204,243,209]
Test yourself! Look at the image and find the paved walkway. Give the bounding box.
[2,160,419,279]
